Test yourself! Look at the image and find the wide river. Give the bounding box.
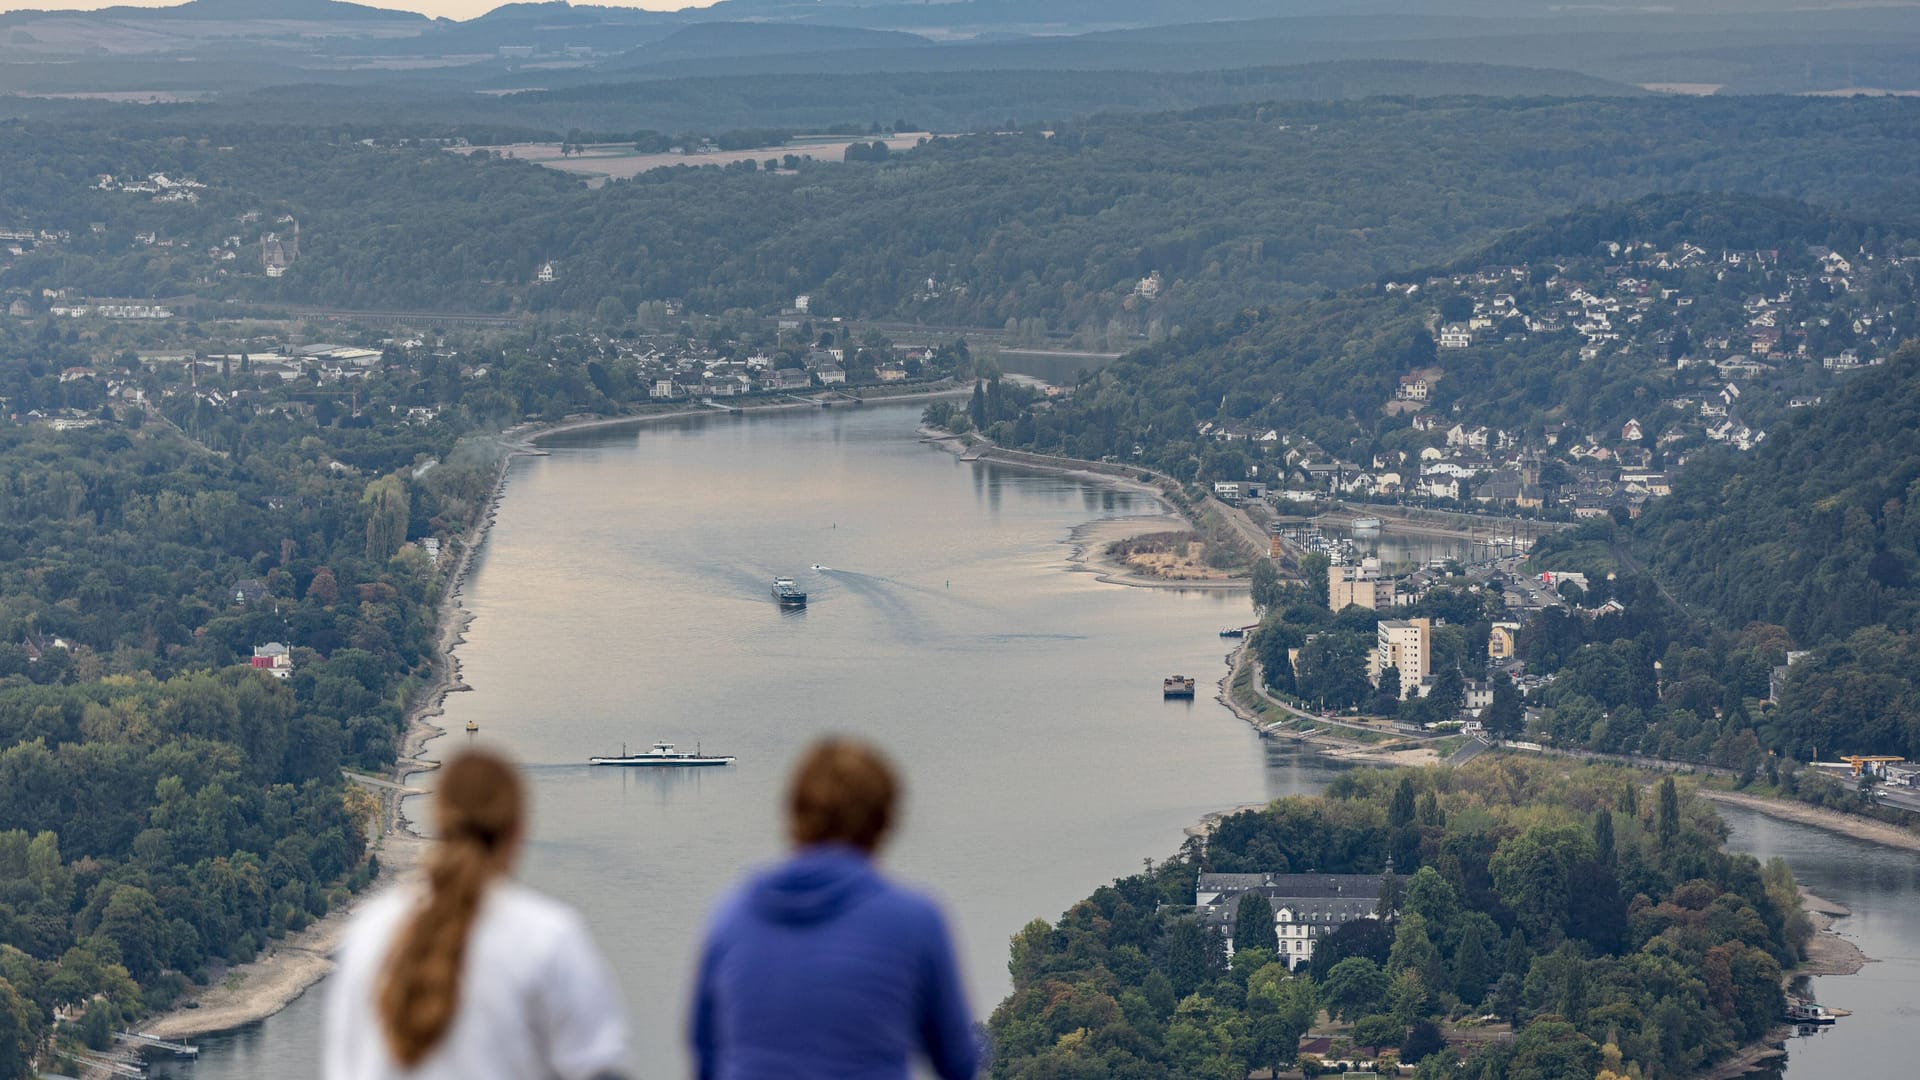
[164,404,1918,1078]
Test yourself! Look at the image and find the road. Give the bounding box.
[1243,654,1439,741]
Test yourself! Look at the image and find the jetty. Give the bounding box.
[117,1030,199,1056]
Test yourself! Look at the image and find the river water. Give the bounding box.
[162,405,1919,1078]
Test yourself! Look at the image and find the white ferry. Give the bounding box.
[589,742,735,767]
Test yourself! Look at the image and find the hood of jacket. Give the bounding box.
[746,845,884,926]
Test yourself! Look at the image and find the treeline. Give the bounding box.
[989,759,1806,1079]
[8,62,1634,143]
[8,96,1920,325]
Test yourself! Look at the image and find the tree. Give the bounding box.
[1451,918,1494,1005]
[1403,1019,1446,1064]
[1489,825,1595,945]
[1657,776,1681,848]
[1592,808,1615,868]
[1429,667,1466,721]
[1310,916,1394,982]
[1387,913,1446,1003]
[1322,956,1389,1021]
[1255,624,1297,694]
[1165,919,1224,997]
[1251,558,1284,611]
[1390,777,1418,829]
[95,885,167,983]
[0,978,37,1080]
[1373,665,1402,713]
[1486,671,1524,739]
[1300,551,1331,609]
[362,475,409,562]
[1352,1012,1404,1050]
[306,566,339,605]
[1245,966,1317,1075]
[1234,892,1279,956]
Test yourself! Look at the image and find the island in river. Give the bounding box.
[989,762,1851,1079]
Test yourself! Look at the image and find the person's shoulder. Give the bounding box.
[869,875,952,931]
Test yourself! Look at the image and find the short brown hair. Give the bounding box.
[787,738,899,852]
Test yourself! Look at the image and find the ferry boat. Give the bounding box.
[589,742,735,767]
[1163,675,1197,698]
[772,576,808,608]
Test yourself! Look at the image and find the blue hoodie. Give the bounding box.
[690,845,978,1080]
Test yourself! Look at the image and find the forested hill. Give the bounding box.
[1440,192,1895,276]
[1633,344,1920,647]
[7,96,1920,328]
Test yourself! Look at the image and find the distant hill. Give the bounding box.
[123,0,425,21]
[620,22,935,66]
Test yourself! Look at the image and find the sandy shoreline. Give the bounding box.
[1698,788,1920,854]
[921,430,1251,591]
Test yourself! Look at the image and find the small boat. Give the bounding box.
[590,742,735,767]
[1353,517,1384,530]
[1784,999,1839,1025]
[465,720,478,733]
[1220,627,1245,638]
[1163,675,1197,698]
[772,576,808,608]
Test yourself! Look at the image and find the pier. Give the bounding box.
[117,1030,200,1056]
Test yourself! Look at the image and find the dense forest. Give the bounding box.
[1629,346,1920,761]
[5,96,1920,331]
[0,320,605,1064]
[989,760,1806,1079]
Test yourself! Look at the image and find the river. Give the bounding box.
[160,405,1919,1078]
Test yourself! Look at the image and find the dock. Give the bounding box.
[117,1030,199,1056]
[73,1049,147,1077]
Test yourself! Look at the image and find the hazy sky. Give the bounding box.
[0,1,713,17]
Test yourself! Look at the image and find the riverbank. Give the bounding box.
[1698,788,1920,855]
[135,439,520,1039]
[922,429,1253,591]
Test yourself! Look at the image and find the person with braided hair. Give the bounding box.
[324,751,630,1080]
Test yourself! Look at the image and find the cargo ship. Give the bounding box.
[1163,675,1197,698]
[589,742,735,767]
[772,576,808,608]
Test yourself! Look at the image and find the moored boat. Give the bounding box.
[589,741,735,767]
[1784,999,1838,1025]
